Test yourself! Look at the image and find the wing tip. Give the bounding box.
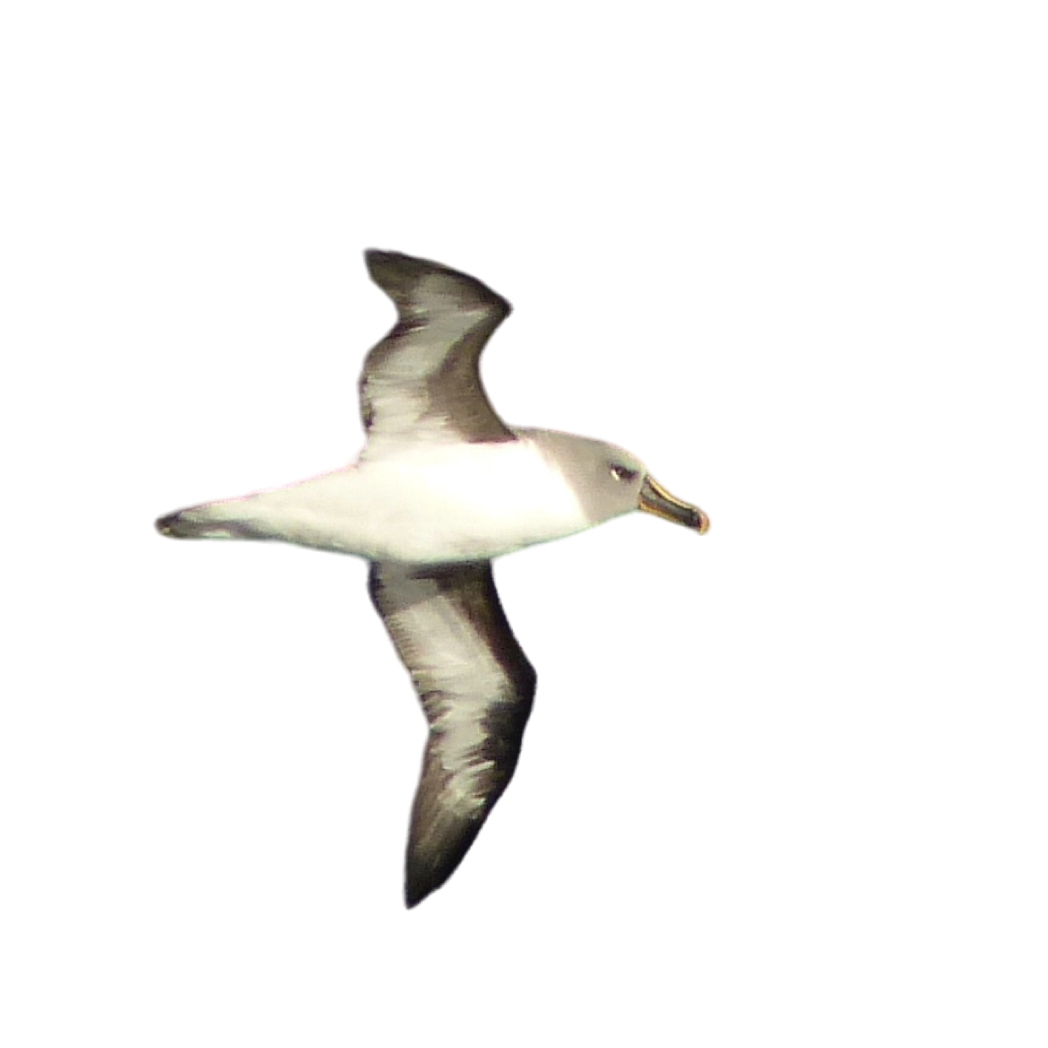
[360,242,442,266]
[363,248,511,317]
[404,881,429,909]
[404,860,449,909]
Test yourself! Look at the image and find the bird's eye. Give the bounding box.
[609,464,638,482]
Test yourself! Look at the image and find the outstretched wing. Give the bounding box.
[360,250,516,454]
[368,561,536,907]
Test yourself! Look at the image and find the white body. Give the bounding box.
[183,432,600,564]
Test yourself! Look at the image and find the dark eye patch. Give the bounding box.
[609,464,639,482]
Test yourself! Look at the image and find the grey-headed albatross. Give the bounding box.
[157,250,710,907]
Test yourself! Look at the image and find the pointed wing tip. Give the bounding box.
[400,884,433,909]
[404,863,449,909]
[360,243,425,264]
[362,248,511,317]
[404,884,428,909]
[360,244,450,280]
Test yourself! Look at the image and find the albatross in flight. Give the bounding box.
[156,250,710,907]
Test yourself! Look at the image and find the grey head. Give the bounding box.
[520,428,710,533]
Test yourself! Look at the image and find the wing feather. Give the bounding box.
[360,251,515,452]
[368,561,536,907]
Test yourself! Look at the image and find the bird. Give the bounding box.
[156,249,710,907]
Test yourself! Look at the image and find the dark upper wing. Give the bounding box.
[359,250,516,454]
[368,560,536,907]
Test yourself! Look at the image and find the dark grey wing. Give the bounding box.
[359,250,516,454]
[368,561,536,907]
